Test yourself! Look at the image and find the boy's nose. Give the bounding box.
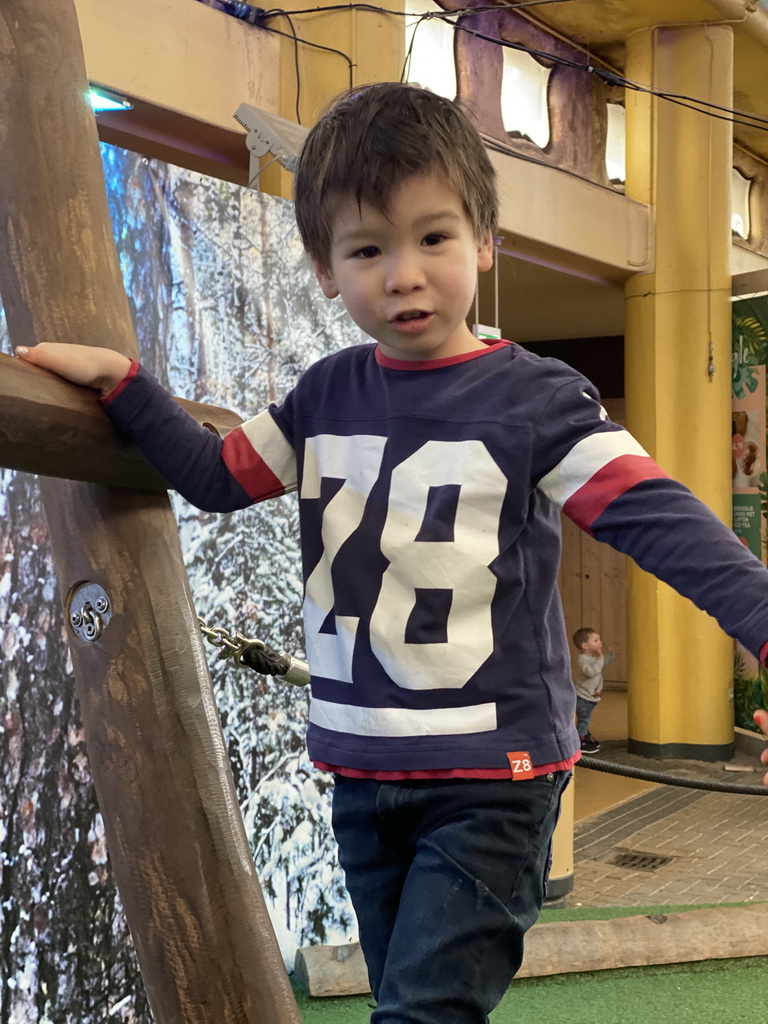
[384,253,426,294]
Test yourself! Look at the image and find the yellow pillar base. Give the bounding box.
[546,778,574,902]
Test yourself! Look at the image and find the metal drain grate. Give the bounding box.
[609,850,674,872]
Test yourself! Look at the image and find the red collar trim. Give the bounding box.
[375,340,511,370]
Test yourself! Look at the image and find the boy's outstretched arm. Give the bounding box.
[536,375,768,659]
[536,375,768,786]
[15,342,131,395]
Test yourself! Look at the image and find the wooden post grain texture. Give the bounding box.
[0,352,243,489]
[0,3,301,1022]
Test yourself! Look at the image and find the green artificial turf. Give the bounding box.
[537,899,761,923]
[296,903,768,1024]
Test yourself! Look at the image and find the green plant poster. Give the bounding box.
[732,294,768,731]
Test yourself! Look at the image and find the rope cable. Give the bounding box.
[580,756,768,796]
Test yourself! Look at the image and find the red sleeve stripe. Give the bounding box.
[99,358,139,405]
[222,411,296,502]
[563,454,671,531]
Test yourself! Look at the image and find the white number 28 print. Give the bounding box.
[301,435,506,690]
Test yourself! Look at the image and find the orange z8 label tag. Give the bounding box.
[506,752,535,780]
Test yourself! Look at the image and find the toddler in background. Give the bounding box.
[573,627,615,754]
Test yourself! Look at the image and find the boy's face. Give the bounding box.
[313,174,494,362]
[581,633,603,656]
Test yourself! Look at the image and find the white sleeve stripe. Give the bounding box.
[239,411,296,487]
[537,430,651,508]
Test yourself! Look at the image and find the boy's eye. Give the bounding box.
[354,245,380,259]
[423,233,447,247]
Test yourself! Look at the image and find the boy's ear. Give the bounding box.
[313,260,340,299]
[477,232,494,273]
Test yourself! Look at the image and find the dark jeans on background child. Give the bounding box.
[331,771,571,1024]
[575,695,598,738]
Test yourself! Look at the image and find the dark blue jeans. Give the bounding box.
[331,771,570,1024]
[575,696,598,738]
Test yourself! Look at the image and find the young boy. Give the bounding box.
[15,83,768,1023]
[572,627,615,754]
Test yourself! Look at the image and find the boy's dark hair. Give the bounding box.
[573,627,596,650]
[293,82,499,270]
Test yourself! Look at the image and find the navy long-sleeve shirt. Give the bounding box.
[103,341,768,773]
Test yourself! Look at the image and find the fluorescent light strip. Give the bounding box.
[87,86,133,114]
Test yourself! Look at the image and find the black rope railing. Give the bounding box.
[199,619,768,795]
[579,756,768,796]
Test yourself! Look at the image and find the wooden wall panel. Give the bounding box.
[557,397,628,687]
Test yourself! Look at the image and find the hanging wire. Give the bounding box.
[269,13,303,123]
[263,1,581,16]
[248,155,278,189]
[207,0,768,135]
[400,12,427,83]
[254,2,768,135]
[201,1,768,142]
[256,15,356,99]
[446,22,768,134]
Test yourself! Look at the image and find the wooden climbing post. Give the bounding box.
[0,3,301,1021]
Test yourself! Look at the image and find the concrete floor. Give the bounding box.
[568,689,768,908]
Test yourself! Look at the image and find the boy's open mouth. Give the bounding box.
[393,310,430,322]
[390,310,434,333]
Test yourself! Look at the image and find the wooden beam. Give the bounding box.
[294,905,768,997]
[733,267,768,297]
[0,3,301,1022]
[0,353,243,489]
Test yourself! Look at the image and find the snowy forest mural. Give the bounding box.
[0,145,364,1021]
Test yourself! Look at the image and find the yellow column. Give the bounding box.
[623,25,734,759]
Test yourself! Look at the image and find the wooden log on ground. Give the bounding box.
[0,3,301,1022]
[294,905,768,997]
[294,942,370,998]
[0,352,243,489]
[516,904,768,977]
